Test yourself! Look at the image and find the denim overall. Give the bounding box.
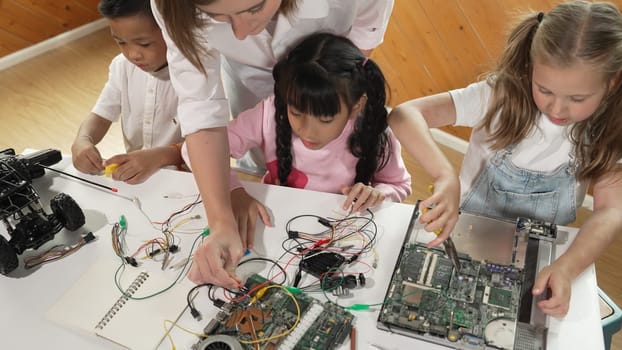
[461,147,577,225]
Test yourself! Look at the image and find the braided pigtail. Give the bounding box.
[350,58,390,185]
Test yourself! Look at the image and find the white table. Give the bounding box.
[0,157,604,350]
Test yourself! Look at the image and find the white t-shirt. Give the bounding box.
[92,54,182,152]
[449,81,588,206]
[151,0,395,136]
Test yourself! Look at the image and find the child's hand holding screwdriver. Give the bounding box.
[419,179,460,248]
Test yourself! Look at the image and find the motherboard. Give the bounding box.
[193,274,353,350]
[378,244,524,349]
[376,210,557,350]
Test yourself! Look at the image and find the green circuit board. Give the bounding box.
[378,244,525,349]
[194,274,353,350]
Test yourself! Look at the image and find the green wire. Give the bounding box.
[119,215,127,230]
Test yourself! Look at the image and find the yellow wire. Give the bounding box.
[163,285,300,350]
[169,216,198,232]
[162,285,300,348]
[239,285,301,345]
[163,319,208,350]
[140,239,168,259]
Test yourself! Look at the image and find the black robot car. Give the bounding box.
[0,148,85,275]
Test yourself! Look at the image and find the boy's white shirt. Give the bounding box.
[151,0,395,136]
[92,54,183,152]
[450,80,588,206]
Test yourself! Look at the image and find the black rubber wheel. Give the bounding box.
[0,235,18,275]
[50,193,85,231]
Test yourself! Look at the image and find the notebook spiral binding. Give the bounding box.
[95,271,150,330]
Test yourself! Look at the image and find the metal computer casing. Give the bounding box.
[377,207,567,350]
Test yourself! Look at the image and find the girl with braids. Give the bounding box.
[390,1,622,318]
[182,32,459,287]
[151,0,395,288]
[227,32,412,209]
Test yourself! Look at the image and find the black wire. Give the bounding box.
[208,285,218,302]
[285,214,332,237]
[187,283,212,304]
[187,210,378,321]
[238,257,288,285]
[281,237,314,256]
[281,209,378,292]
[186,282,213,317]
[284,209,378,258]
[188,256,289,315]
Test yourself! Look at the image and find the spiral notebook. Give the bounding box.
[46,258,191,350]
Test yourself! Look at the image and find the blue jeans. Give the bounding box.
[461,147,577,225]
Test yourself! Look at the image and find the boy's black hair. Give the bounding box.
[98,0,153,19]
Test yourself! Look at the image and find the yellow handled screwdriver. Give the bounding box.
[426,185,461,273]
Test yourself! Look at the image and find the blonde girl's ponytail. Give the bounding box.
[480,12,542,149]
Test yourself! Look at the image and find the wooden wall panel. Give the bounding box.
[380,0,622,141]
[0,1,59,42]
[454,0,512,61]
[13,0,100,27]
[391,0,464,97]
[418,0,492,83]
[0,0,100,56]
[0,28,29,56]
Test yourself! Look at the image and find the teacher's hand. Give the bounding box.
[188,228,244,289]
[230,187,273,250]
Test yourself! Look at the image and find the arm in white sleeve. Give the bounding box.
[91,54,125,122]
[348,0,395,51]
[151,0,230,135]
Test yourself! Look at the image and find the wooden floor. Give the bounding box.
[0,1,620,348]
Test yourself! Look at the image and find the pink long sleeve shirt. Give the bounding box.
[227,96,411,202]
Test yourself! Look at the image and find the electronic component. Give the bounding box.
[378,244,523,349]
[483,286,513,310]
[343,275,357,289]
[194,274,353,350]
[516,217,567,243]
[378,209,550,350]
[484,318,516,349]
[299,250,346,278]
[194,335,243,350]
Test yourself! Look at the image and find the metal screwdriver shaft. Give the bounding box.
[38,164,118,193]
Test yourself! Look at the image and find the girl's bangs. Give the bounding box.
[283,67,342,117]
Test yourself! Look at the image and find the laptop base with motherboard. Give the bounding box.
[377,207,567,350]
